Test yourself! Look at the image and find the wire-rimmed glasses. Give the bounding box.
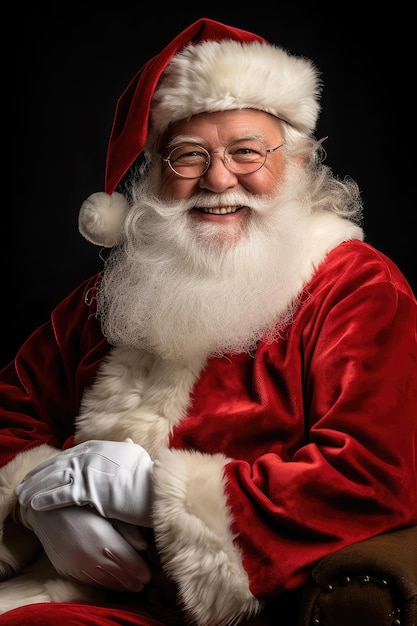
[162,138,283,179]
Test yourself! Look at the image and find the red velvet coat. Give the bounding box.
[0,239,416,625]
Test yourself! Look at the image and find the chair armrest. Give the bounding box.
[298,525,417,626]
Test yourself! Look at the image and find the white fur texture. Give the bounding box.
[150,39,321,138]
[0,553,105,614]
[0,444,70,613]
[0,444,59,536]
[75,347,205,457]
[78,191,130,247]
[153,448,262,626]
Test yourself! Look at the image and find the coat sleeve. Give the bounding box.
[151,245,417,626]
[0,274,107,578]
[227,267,417,596]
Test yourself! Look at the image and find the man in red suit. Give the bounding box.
[0,17,416,626]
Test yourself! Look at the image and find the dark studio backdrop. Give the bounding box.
[4,6,415,369]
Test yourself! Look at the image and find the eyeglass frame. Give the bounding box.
[161,139,284,179]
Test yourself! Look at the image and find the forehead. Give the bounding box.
[163,109,282,146]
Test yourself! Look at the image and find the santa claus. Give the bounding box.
[0,17,416,626]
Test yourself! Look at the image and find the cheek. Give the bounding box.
[261,159,287,192]
[241,169,283,196]
[159,174,198,200]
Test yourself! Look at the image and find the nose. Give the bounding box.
[198,152,239,192]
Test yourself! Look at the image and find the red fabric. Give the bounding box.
[0,602,165,625]
[0,600,286,626]
[0,274,108,465]
[105,18,266,194]
[1,240,416,618]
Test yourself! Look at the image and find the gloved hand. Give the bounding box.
[16,439,154,526]
[17,502,151,591]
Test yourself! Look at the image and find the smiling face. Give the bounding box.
[96,109,311,360]
[157,109,286,243]
[96,108,318,360]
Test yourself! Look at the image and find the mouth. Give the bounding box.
[195,205,244,215]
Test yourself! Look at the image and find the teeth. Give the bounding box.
[202,206,238,215]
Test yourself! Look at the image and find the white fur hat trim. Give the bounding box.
[78,191,130,247]
[150,39,322,138]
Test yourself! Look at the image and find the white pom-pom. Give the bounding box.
[78,191,130,247]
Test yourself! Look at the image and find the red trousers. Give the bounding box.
[0,602,166,625]
[0,594,301,625]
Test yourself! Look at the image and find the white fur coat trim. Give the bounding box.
[0,444,92,614]
[0,443,59,559]
[153,447,262,626]
[0,553,106,614]
[75,346,206,457]
[75,348,260,624]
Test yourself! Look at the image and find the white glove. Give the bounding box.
[16,439,154,526]
[17,503,151,591]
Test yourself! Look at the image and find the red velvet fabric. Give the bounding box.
[0,598,298,625]
[1,239,416,619]
[0,602,166,625]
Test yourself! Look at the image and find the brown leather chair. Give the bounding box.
[298,525,417,626]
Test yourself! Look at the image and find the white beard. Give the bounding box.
[96,164,312,363]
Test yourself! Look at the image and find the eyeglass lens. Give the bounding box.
[165,138,272,178]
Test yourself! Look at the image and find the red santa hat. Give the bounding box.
[79,17,321,247]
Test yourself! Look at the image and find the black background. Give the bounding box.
[4,5,415,369]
